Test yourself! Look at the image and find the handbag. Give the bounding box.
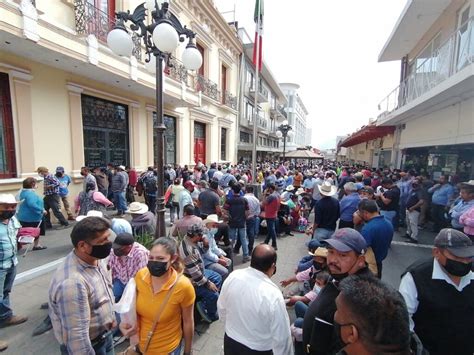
[118,275,182,355]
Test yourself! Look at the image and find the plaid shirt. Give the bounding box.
[178,236,208,287]
[49,251,115,355]
[43,173,60,195]
[0,216,20,269]
[108,242,149,284]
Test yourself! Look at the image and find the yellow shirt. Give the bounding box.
[135,267,195,354]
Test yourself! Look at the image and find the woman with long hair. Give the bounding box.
[120,237,195,355]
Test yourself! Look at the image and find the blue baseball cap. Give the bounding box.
[323,228,367,255]
[306,239,320,251]
[56,166,65,173]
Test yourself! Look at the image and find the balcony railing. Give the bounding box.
[74,0,141,61]
[223,90,237,110]
[164,57,189,84]
[195,74,220,101]
[378,17,474,117]
[258,117,267,129]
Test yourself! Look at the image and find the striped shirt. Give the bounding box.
[108,242,149,284]
[0,216,20,269]
[178,236,208,287]
[43,173,60,195]
[49,251,115,355]
[244,193,261,218]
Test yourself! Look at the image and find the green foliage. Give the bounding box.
[135,232,155,250]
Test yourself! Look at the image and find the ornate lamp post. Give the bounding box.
[275,120,294,161]
[107,0,202,238]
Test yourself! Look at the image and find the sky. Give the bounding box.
[214,0,408,149]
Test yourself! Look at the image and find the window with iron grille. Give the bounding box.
[221,127,227,161]
[0,73,16,178]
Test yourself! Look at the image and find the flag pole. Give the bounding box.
[251,11,261,184]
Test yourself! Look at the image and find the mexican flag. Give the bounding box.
[252,0,264,72]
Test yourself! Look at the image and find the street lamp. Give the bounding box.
[107,1,202,238]
[276,120,293,161]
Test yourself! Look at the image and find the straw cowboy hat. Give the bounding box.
[318,181,337,197]
[126,202,149,214]
[0,194,22,205]
[203,214,223,225]
[285,185,295,192]
[308,247,328,258]
[76,210,104,222]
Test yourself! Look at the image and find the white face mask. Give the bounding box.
[209,228,218,235]
[314,285,322,295]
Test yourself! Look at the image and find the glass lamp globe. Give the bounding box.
[107,28,133,57]
[182,46,203,70]
[287,130,294,137]
[276,130,283,138]
[282,119,289,126]
[153,22,179,53]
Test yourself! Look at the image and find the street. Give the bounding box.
[2,214,433,354]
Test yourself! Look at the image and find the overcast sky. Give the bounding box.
[215,0,407,149]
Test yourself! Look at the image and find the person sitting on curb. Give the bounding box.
[201,214,232,279]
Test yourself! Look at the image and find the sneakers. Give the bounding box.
[196,301,212,323]
[0,340,7,352]
[406,237,418,244]
[0,315,28,328]
[233,248,240,255]
[242,256,251,263]
[32,316,52,336]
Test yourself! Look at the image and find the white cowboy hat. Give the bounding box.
[118,165,126,170]
[76,210,104,222]
[0,194,22,205]
[295,187,305,195]
[285,185,295,192]
[203,214,223,225]
[318,181,337,197]
[126,202,149,214]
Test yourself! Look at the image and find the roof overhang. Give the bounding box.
[378,0,451,62]
[339,125,396,148]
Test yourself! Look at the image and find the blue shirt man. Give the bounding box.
[358,199,393,278]
[339,182,361,223]
[429,177,455,207]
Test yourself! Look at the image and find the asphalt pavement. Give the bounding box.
[2,215,436,354]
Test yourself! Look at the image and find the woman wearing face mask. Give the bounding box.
[17,177,47,250]
[120,237,195,355]
[201,215,232,279]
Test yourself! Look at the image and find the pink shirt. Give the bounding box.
[108,242,149,284]
[460,206,474,236]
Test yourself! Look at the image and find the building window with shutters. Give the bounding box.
[221,127,227,161]
[0,73,16,178]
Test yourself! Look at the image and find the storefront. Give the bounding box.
[402,143,474,181]
[82,94,129,167]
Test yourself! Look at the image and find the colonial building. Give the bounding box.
[236,38,288,162]
[0,0,241,194]
[279,83,309,151]
[377,0,473,180]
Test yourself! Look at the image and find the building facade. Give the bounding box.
[0,0,241,194]
[377,0,474,180]
[236,40,288,162]
[279,83,309,151]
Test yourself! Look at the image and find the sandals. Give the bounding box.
[33,246,47,251]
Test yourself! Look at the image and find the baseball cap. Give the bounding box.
[322,228,367,255]
[306,239,320,251]
[184,180,195,189]
[56,166,65,173]
[112,233,134,248]
[434,228,474,258]
[187,224,203,236]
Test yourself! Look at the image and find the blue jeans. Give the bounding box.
[380,210,397,228]
[229,227,249,257]
[195,269,222,319]
[113,279,126,303]
[295,301,309,319]
[0,265,15,322]
[264,218,277,247]
[246,217,257,253]
[113,191,127,213]
[313,228,334,246]
[60,333,114,355]
[169,340,183,355]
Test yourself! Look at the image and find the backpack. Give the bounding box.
[144,175,158,193]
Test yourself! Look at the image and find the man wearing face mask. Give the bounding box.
[49,217,116,355]
[0,194,27,352]
[302,228,372,355]
[334,275,411,355]
[108,233,149,302]
[218,244,293,355]
[399,228,474,355]
[37,166,69,229]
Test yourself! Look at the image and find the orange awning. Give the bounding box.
[339,125,395,148]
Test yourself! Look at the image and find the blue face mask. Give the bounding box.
[209,228,218,235]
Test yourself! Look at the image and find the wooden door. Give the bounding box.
[194,122,206,164]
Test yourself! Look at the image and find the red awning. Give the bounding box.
[339,125,395,148]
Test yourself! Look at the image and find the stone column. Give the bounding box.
[66,84,85,176]
[130,103,141,169]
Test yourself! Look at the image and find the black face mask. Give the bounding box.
[313,261,323,270]
[0,211,15,220]
[444,258,473,277]
[87,242,112,259]
[147,260,169,277]
[333,320,348,349]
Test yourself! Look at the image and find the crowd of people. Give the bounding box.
[0,159,473,354]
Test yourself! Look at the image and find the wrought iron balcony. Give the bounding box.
[223,90,237,110]
[378,16,474,118]
[74,0,141,61]
[164,57,189,85]
[195,74,220,101]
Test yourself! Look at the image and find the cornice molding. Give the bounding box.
[67,81,139,106]
[190,107,216,124]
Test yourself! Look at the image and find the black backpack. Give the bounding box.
[144,175,158,193]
